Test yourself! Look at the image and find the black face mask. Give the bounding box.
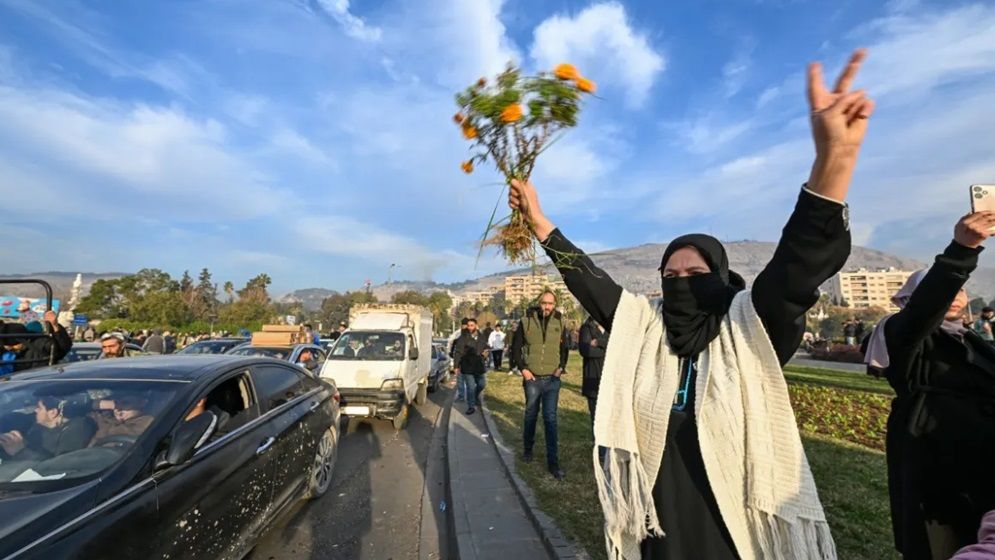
[658,234,746,357]
[661,274,734,357]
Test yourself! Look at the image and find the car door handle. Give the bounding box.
[309,401,320,413]
[256,437,276,455]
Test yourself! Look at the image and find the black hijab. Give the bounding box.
[658,234,746,358]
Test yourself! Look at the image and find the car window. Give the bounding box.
[0,379,181,491]
[189,371,258,441]
[252,365,312,412]
[313,347,327,365]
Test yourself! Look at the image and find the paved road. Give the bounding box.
[250,386,452,560]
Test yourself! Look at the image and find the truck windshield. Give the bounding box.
[328,332,405,361]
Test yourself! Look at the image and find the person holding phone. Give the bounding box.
[863,210,995,560]
[508,49,874,559]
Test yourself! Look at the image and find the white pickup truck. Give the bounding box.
[319,304,433,429]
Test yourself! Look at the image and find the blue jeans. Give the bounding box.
[456,372,467,399]
[463,373,486,408]
[523,376,561,468]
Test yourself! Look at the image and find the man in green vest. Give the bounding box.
[509,289,570,480]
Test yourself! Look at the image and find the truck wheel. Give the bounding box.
[416,380,428,404]
[392,403,409,430]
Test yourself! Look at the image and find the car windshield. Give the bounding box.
[226,346,291,360]
[178,340,243,355]
[0,379,180,493]
[328,332,405,361]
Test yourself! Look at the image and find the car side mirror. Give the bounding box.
[156,413,215,469]
[408,347,419,361]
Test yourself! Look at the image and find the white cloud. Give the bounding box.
[315,0,382,42]
[669,115,753,154]
[722,40,755,98]
[853,4,995,100]
[530,2,665,108]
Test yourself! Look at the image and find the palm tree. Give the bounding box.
[223,281,234,303]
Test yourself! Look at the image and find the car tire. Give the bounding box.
[307,426,338,500]
[415,380,428,405]
[392,403,409,430]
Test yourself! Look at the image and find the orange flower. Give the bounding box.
[453,112,465,124]
[500,103,523,123]
[476,77,487,87]
[461,160,474,174]
[554,63,579,81]
[576,77,597,93]
[462,125,478,139]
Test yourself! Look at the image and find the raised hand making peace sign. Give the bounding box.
[805,48,876,202]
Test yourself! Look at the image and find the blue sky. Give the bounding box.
[2,0,995,294]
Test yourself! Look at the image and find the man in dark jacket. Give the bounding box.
[0,311,73,373]
[509,289,570,479]
[578,316,607,426]
[452,318,489,414]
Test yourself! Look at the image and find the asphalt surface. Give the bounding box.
[250,385,453,560]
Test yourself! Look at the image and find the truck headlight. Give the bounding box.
[381,378,404,390]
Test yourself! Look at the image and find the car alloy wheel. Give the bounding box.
[309,427,338,499]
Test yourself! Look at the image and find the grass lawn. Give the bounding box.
[482,355,897,560]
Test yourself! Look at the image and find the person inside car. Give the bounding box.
[0,311,73,372]
[357,337,378,358]
[296,348,319,372]
[184,397,226,450]
[89,395,155,446]
[388,339,404,358]
[0,396,96,460]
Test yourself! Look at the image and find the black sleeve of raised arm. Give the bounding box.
[540,229,624,331]
[510,322,526,370]
[560,328,569,370]
[885,241,981,359]
[752,189,852,366]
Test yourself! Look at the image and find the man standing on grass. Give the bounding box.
[578,316,607,428]
[510,289,570,480]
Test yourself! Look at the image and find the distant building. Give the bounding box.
[503,274,569,305]
[452,286,502,308]
[826,268,912,311]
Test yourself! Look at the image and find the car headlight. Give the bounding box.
[381,378,404,390]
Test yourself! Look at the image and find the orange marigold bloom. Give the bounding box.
[554,63,579,81]
[500,103,523,123]
[462,125,478,139]
[477,77,487,87]
[453,112,465,124]
[461,160,474,174]
[576,77,597,93]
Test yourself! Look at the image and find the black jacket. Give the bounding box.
[452,330,489,375]
[1,322,73,372]
[578,318,607,397]
[882,241,995,558]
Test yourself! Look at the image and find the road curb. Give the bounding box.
[479,401,590,560]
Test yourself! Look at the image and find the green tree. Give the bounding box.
[223,281,235,304]
[391,290,430,306]
[77,278,127,318]
[319,291,377,327]
[427,291,454,333]
[195,268,218,320]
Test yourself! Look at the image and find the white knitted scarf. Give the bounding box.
[593,290,836,560]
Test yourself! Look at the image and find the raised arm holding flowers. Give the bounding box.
[454,63,596,263]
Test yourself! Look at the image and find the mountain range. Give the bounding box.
[8,241,994,312]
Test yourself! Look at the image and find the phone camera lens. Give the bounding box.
[975,186,983,192]
[976,194,984,199]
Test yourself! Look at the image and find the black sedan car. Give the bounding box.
[0,355,340,560]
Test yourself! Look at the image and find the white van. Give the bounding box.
[319,304,433,429]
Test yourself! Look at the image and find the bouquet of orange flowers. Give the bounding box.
[454,63,596,263]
